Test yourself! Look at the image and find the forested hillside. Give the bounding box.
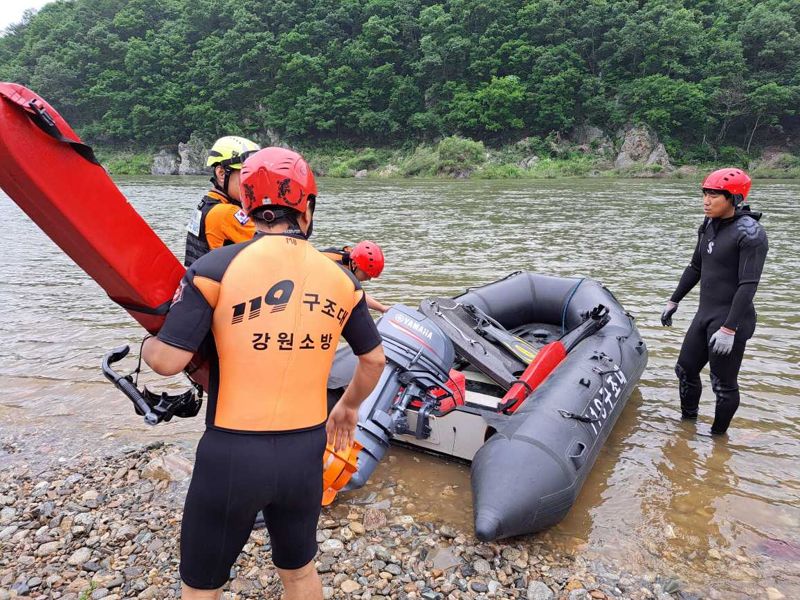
[1,0,798,161]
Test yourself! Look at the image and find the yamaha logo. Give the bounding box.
[394,314,433,339]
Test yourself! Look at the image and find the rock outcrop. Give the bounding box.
[571,124,614,156]
[177,134,210,175]
[755,147,798,170]
[150,149,179,175]
[614,125,673,171]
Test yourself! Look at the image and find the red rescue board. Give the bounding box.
[0,82,184,333]
[0,83,208,387]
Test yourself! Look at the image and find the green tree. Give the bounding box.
[446,76,526,137]
[745,82,797,152]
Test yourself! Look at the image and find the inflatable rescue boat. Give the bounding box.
[327,272,648,540]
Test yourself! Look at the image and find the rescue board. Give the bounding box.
[0,82,207,388]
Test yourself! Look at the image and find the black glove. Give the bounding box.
[660,301,678,326]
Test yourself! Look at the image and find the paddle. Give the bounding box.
[464,304,540,365]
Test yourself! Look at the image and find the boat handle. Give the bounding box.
[568,441,587,470]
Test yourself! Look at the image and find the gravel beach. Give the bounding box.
[0,434,787,600]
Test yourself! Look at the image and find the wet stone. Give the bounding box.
[35,540,63,556]
[350,521,366,535]
[439,525,457,539]
[528,581,555,600]
[340,579,360,594]
[64,474,83,486]
[0,439,742,600]
[473,559,491,575]
[320,538,344,553]
[502,547,521,562]
[73,513,94,528]
[469,580,488,593]
[364,508,387,531]
[0,507,16,525]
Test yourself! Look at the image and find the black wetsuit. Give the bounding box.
[670,207,768,434]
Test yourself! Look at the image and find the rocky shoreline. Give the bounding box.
[138,126,799,181]
[0,438,788,600]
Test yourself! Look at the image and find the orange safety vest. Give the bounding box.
[184,190,254,266]
[191,235,364,432]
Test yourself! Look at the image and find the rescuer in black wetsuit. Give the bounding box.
[660,168,768,435]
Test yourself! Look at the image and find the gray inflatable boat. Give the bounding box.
[327,272,647,540]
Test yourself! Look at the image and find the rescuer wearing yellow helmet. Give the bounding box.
[183,136,260,266]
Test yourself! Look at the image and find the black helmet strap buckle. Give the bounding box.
[252,205,309,239]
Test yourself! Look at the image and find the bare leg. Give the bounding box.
[277,561,323,600]
[181,584,222,599]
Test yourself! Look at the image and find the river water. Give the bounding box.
[1,177,798,596]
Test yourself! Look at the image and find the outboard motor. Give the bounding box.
[344,305,454,490]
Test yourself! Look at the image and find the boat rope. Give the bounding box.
[560,278,586,335]
[434,304,489,354]
[132,335,151,388]
[463,270,522,294]
[558,409,600,423]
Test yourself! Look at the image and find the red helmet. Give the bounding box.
[701,168,751,202]
[350,241,384,278]
[239,147,317,216]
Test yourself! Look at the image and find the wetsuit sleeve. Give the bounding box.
[341,295,382,355]
[320,248,348,266]
[670,230,702,303]
[157,272,214,352]
[723,225,768,330]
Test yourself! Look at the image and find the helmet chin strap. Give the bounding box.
[210,169,230,195]
[210,169,244,207]
[258,208,311,239]
[288,213,312,239]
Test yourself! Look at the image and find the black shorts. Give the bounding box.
[179,426,326,589]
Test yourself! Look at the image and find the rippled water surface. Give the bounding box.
[2,176,798,596]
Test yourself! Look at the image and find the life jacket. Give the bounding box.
[190,235,366,432]
[185,190,255,266]
[184,191,226,267]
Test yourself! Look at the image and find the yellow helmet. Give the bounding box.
[206,136,260,170]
